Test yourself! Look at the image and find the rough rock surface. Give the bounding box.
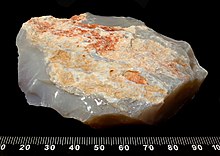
[17,13,207,128]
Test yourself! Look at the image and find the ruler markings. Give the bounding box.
[188,137,192,145]
[70,137,72,145]
[23,136,26,144]
[171,136,174,145]
[46,136,49,144]
[164,137,168,145]
[72,136,75,145]
[215,136,219,144]
[77,137,79,145]
[41,136,44,144]
[85,137,87,145]
[180,137,183,145]
[28,137,31,144]
[40,136,43,144]
[154,137,157,145]
[26,136,30,145]
[131,137,134,144]
[106,137,109,145]
[110,137,112,145]
[103,136,105,145]
[8,136,12,144]
[16,136,19,144]
[200,137,204,144]
[7,136,11,144]
[32,136,35,144]
[45,136,48,145]
[36,136,39,145]
[73,137,76,146]
[79,137,81,145]
[4,136,7,144]
[59,137,62,145]
[192,137,195,144]
[204,137,208,145]
[190,137,193,145]
[203,137,208,145]
[176,137,179,145]
[213,136,217,144]
[124,137,127,145]
[19,136,23,144]
[51,137,54,144]
[143,137,146,145]
[155,137,159,145]
[183,137,187,145]
[184,137,187,145]
[82,137,84,145]
[55,137,58,145]
[85,137,88,145]
[22,136,25,144]
[67,137,69,145]
[55,137,57,144]
[0,136,220,147]
[161,137,163,145]
[62,137,64,145]
[121,136,123,145]
[54,137,56,145]
[10,136,14,145]
[62,137,66,145]
[134,136,137,146]
[136,137,139,145]
[15,136,18,144]
[164,137,167,145]
[138,137,141,145]
[149,137,152,145]
[7,136,10,144]
[159,137,162,145]
[108,137,111,145]
[210,137,214,145]
[94,136,96,145]
[10,136,13,144]
[208,137,212,145]
[194,137,198,145]
[40,136,43,145]
[0,137,2,144]
[198,137,201,144]
[128,137,130,145]
[141,137,144,145]
[49,136,52,145]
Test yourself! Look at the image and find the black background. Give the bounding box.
[1,0,220,136]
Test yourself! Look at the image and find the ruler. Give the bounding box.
[0,136,220,154]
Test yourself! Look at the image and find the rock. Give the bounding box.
[17,13,207,128]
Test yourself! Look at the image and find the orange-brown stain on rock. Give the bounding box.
[70,14,86,22]
[50,50,71,67]
[59,71,75,86]
[29,19,53,33]
[123,70,147,85]
[73,54,97,72]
